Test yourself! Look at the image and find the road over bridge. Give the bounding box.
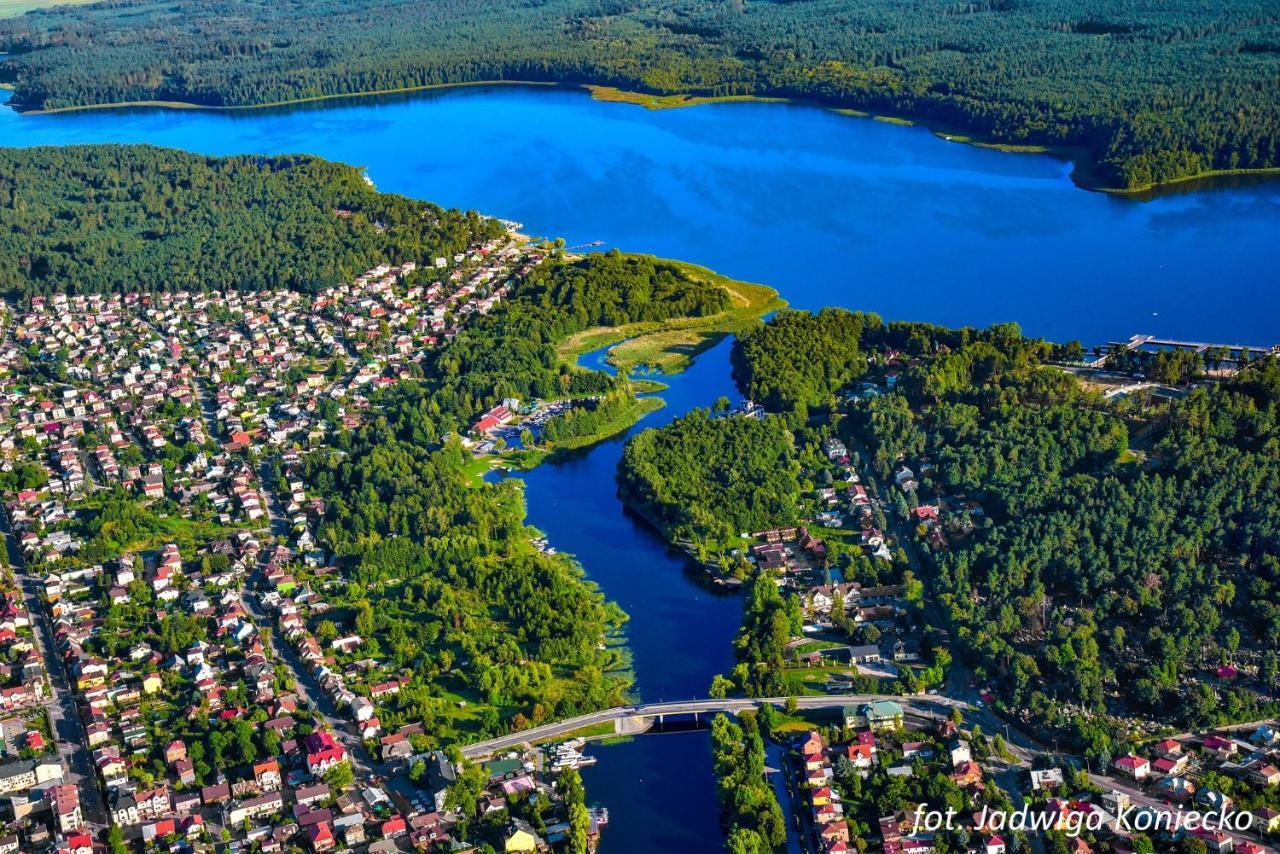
[461,693,968,758]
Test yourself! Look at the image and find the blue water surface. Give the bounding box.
[3,85,1278,344]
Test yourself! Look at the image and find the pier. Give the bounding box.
[1088,334,1280,368]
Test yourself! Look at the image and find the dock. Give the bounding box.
[1088,334,1280,368]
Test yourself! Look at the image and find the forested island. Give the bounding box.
[2,0,1279,190]
[619,307,1280,750]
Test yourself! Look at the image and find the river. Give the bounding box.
[4,83,1279,852]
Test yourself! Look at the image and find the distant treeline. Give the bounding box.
[0,145,501,297]
[2,0,1279,188]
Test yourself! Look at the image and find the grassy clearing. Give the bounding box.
[766,707,844,736]
[630,378,669,394]
[790,640,849,655]
[586,85,787,111]
[86,513,245,558]
[0,0,96,17]
[557,258,786,375]
[535,721,618,743]
[460,455,497,485]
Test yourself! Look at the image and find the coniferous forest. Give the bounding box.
[1,0,1278,189]
[712,309,1280,736]
[0,145,502,298]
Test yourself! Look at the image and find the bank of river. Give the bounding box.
[496,336,743,703]
[6,81,1279,851]
[489,337,744,851]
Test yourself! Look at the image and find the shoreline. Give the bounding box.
[589,88,1280,198]
[14,79,562,116]
[9,80,1279,198]
[556,258,786,375]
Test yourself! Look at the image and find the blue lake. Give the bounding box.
[3,85,1278,345]
[5,82,1279,851]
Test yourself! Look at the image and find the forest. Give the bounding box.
[2,0,1279,188]
[846,341,1280,738]
[301,429,632,740]
[616,407,801,551]
[710,711,787,854]
[727,310,1280,737]
[0,145,500,297]
[732,307,881,415]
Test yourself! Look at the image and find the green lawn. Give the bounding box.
[556,257,786,375]
[0,0,97,17]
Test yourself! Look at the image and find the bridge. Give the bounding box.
[461,693,968,758]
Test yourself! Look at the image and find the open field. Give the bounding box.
[586,85,789,111]
[557,258,786,375]
[0,0,96,17]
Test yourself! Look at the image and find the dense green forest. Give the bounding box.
[710,712,787,854]
[731,569,805,698]
[518,248,730,328]
[302,432,631,739]
[730,309,1280,736]
[848,339,1280,737]
[0,145,500,296]
[540,385,658,448]
[732,307,881,415]
[3,0,1279,188]
[617,407,801,550]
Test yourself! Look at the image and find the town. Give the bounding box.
[0,230,616,854]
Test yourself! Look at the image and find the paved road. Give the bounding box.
[242,454,377,776]
[462,693,968,758]
[241,583,378,776]
[256,457,292,539]
[1087,772,1275,851]
[0,505,106,828]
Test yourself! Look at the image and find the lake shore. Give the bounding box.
[556,259,786,375]
[589,86,1280,198]
[13,79,1280,198]
[15,79,562,115]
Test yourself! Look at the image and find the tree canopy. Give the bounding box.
[0,145,501,297]
[617,407,801,548]
[731,308,1280,734]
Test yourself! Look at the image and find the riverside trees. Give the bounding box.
[725,309,1280,736]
